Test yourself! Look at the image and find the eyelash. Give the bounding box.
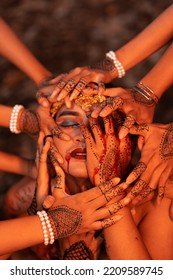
[58,121,81,128]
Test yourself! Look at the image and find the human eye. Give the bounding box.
[58,120,80,128]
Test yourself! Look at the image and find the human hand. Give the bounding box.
[87,87,156,139]
[59,231,103,260]
[164,172,173,221]
[118,123,173,207]
[44,55,118,103]
[81,113,133,185]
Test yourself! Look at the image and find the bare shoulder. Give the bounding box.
[136,198,173,259]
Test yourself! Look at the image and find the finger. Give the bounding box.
[52,165,66,197]
[137,135,145,151]
[132,185,154,206]
[123,179,148,205]
[101,214,123,229]
[36,91,50,108]
[88,116,104,145]
[80,124,95,147]
[70,78,88,101]
[128,123,149,137]
[49,77,67,101]
[118,115,136,139]
[49,142,64,164]
[91,214,123,230]
[42,195,55,209]
[57,78,77,101]
[51,126,70,141]
[64,95,72,108]
[126,161,147,184]
[99,97,123,118]
[157,167,172,204]
[91,103,105,118]
[37,139,51,205]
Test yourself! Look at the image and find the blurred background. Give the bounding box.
[0,0,173,205]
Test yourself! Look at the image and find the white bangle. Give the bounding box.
[37,210,55,245]
[106,50,125,78]
[9,105,24,134]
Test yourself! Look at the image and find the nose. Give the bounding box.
[73,131,85,143]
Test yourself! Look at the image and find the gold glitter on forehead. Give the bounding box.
[50,94,106,117]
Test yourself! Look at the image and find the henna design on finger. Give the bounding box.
[106,97,123,111]
[64,79,76,93]
[56,79,66,90]
[51,127,63,139]
[138,185,153,200]
[160,123,173,160]
[157,185,165,200]
[54,175,63,189]
[130,179,148,198]
[103,187,124,202]
[98,180,115,196]
[48,205,82,239]
[101,217,117,229]
[108,201,124,215]
[75,79,87,92]
[122,115,135,130]
[130,162,147,179]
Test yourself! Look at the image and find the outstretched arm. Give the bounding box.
[0,18,52,86]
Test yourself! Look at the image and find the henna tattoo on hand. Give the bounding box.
[90,57,116,72]
[48,205,82,239]
[160,123,173,160]
[63,240,94,260]
[19,109,40,138]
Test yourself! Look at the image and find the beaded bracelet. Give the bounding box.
[9,105,24,134]
[37,210,55,245]
[106,50,125,78]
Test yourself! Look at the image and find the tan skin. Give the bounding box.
[41,103,173,260]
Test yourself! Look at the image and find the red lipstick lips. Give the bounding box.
[70,148,86,159]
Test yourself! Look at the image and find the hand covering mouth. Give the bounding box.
[70,148,86,159]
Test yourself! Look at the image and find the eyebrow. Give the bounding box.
[58,111,80,117]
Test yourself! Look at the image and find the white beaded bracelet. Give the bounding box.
[106,50,125,78]
[37,210,55,245]
[9,105,24,134]
[42,211,55,245]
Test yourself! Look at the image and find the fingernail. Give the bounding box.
[42,100,49,107]
[123,197,131,205]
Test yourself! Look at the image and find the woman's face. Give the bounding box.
[53,103,89,178]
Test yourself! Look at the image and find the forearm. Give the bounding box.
[0,215,43,255]
[0,104,40,139]
[139,43,173,99]
[0,18,52,86]
[104,207,151,260]
[0,151,33,176]
[115,5,173,73]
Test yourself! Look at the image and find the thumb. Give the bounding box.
[128,124,147,137]
[42,195,55,209]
